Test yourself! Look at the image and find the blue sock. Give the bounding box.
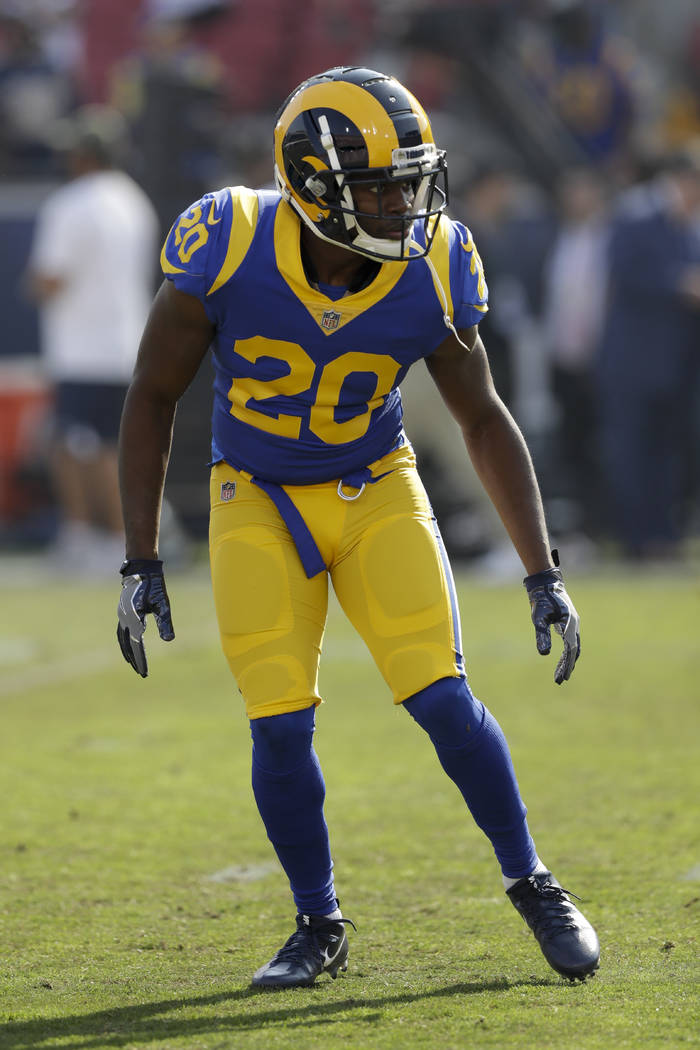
[250,706,337,915]
[404,677,538,879]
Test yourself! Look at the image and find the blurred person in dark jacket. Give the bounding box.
[597,145,700,561]
[109,1,228,238]
[460,166,554,419]
[541,166,610,541]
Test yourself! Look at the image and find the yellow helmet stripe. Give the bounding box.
[277,80,428,169]
[403,86,434,143]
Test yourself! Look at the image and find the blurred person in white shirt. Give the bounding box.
[27,105,159,571]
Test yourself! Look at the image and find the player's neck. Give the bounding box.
[300,226,377,289]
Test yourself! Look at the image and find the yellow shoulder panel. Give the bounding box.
[207,186,260,295]
[425,216,454,322]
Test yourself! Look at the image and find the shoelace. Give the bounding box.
[515,879,583,938]
[274,917,357,965]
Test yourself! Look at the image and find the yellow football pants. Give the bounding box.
[209,444,464,719]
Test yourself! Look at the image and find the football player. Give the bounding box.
[117,66,599,987]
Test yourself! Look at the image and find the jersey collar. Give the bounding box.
[274,199,407,335]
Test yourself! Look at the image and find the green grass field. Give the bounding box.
[1,558,698,1049]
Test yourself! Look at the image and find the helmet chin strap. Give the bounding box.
[350,221,414,260]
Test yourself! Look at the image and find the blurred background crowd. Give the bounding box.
[1,0,699,579]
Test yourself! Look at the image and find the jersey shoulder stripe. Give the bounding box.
[424,215,455,323]
[207,187,259,294]
[160,186,261,298]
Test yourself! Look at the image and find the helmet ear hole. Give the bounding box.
[304,173,328,198]
[292,161,332,203]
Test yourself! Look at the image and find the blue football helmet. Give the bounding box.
[273,66,448,262]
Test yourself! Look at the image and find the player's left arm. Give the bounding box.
[426,327,580,683]
[427,326,551,573]
[26,197,75,301]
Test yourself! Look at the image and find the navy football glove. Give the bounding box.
[117,559,174,678]
[524,559,580,685]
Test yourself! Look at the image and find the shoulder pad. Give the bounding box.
[160,187,260,299]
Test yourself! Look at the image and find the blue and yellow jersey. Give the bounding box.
[161,187,488,484]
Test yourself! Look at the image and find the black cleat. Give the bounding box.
[251,913,355,989]
[507,871,600,980]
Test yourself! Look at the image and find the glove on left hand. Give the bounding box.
[524,564,580,685]
[117,559,174,678]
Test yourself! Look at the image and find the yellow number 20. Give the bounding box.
[228,339,401,445]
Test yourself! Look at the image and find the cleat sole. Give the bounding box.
[252,914,354,988]
[564,965,598,984]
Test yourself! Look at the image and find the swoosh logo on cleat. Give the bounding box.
[321,937,344,968]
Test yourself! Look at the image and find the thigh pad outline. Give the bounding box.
[209,464,328,719]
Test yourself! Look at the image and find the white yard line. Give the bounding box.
[0,637,39,664]
[0,630,368,698]
[0,647,120,697]
[204,862,280,883]
[0,624,216,698]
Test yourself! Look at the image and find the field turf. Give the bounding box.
[0,558,698,1049]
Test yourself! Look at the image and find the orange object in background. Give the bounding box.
[0,361,52,522]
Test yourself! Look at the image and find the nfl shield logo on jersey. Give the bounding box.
[321,309,341,331]
[220,480,236,502]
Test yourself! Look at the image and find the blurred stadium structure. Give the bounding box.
[1,0,699,570]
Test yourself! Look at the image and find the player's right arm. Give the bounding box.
[116,279,214,678]
[117,189,230,676]
[119,278,215,559]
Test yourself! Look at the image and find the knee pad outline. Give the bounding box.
[250,704,316,774]
[403,676,485,748]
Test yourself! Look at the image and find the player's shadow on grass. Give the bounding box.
[2,976,558,1049]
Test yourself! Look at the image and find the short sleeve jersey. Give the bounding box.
[161,186,488,484]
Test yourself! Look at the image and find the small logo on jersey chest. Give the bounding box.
[220,480,236,502]
[321,309,341,331]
